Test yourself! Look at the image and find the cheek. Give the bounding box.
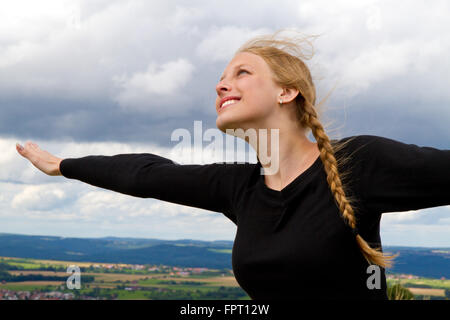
[246,82,276,114]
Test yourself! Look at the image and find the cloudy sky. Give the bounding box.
[1,0,449,247]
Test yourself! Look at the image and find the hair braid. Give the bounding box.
[301,99,398,268]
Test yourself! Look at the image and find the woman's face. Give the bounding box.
[215,51,282,134]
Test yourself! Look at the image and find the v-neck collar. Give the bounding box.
[256,154,323,204]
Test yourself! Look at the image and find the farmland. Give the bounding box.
[1,256,449,300]
[0,256,249,300]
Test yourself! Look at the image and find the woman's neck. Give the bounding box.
[255,126,319,191]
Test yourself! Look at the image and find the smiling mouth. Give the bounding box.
[219,99,240,111]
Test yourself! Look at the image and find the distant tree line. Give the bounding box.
[0,262,67,272]
[0,268,94,283]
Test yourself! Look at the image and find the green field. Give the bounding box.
[1,256,448,300]
[208,249,233,254]
[0,256,249,300]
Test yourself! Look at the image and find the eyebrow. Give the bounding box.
[219,64,251,81]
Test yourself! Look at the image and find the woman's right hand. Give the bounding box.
[16,141,64,176]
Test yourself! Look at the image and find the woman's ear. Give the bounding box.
[280,88,300,104]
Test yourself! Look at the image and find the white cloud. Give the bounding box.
[380,207,450,246]
[11,184,66,211]
[164,5,205,36]
[365,5,382,31]
[0,0,174,100]
[295,0,450,101]
[196,25,272,62]
[335,41,416,95]
[381,207,450,226]
[0,0,79,48]
[112,58,195,113]
[381,210,422,224]
[115,60,194,96]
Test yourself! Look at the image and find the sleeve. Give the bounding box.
[59,153,249,225]
[357,135,450,214]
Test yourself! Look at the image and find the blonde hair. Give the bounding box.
[236,28,398,268]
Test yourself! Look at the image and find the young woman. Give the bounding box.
[16,30,450,300]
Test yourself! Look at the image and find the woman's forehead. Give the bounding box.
[220,52,267,80]
[230,51,264,68]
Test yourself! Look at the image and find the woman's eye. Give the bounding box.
[238,69,249,75]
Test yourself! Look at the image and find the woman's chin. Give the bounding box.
[217,116,240,132]
[216,120,230,134]
[216,109,258,134]
[216,115,232,133]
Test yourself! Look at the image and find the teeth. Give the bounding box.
[221,99,239,108]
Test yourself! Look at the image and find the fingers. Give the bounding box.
[29,142,39,150]
[16,142,26,156]
[25,141,36,149]
[16,141,39,158]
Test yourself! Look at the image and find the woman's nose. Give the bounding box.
[216,84,231,97]
[216,80,231,94]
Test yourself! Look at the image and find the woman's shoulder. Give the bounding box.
[208,160,259,184]
[329,134,401,175]
[331,134,396,157]
[332,133,386,145]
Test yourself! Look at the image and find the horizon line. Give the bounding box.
[0,231,448,248]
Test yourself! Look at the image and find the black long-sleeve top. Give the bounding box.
[59,135,450,300]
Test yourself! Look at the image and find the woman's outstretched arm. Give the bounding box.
[355,135,450,214]
[16,141,251,224]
